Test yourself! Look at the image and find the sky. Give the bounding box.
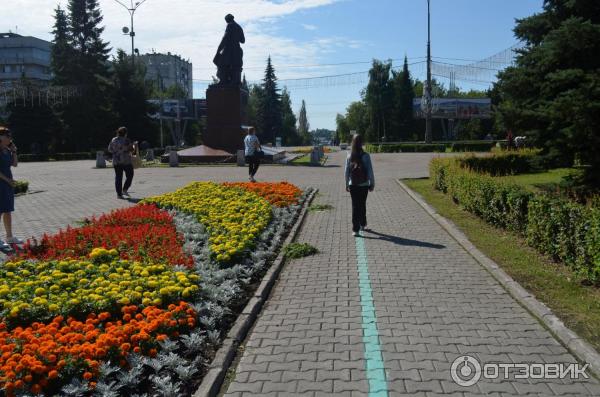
[2,0,544,130]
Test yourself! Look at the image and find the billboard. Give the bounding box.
[413,98,491,119]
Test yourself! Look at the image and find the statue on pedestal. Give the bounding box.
[213,14,245,86]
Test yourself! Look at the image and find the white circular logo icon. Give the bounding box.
[451,355,482,387]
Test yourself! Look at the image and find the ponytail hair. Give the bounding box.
[350,134,364,163]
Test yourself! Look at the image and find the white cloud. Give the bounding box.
[2,0,354,85]
[301,23,318,31]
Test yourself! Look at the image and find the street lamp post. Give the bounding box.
[114,0,148,66]
[425,0,433,144]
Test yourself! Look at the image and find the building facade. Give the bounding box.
[138,52,193,99]
[0,33,52,85]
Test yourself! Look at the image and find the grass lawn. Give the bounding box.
[291,153,311,165]
[498,168,573,192]
[290,154,328,166]
[403,177,600,351]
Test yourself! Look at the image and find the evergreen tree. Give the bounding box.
[391,56,415,141]
[51,6,72,86]
[297,100,311,144]
[365,60,393,143]
[113,49,158,145]
[258,57,282,143]
[495,0,600,187]
[68,0,111,82]
[61,0,115,151]
[280,88,299,145]
[241,75,249,92]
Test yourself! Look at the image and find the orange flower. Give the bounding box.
[0,302,196,395]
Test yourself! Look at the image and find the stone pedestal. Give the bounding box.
[205,85,249,154]
[96,151,106,168]
[237,150,246,166]
[310,149,320,165]
[169,150,179,167]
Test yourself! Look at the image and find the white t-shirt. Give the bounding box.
[244,134,260,156]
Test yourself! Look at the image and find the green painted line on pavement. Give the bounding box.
[355,236,388,396]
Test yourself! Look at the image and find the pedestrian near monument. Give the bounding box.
[0,127,23,249]
[345,134,375,237]
[108,127,136,199]
[244,127,262,182]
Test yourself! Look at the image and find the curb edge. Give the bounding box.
[396,179,600,379]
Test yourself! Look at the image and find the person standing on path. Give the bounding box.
[108,127,136,199]
[344,134,375,237]
[244,127,261,182]
[0,127,22,248]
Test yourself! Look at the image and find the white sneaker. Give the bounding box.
[0,240,10,249]
[6,237,23,245]
[352,231,359,237]
[250,176,256,183]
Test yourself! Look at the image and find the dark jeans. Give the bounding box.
[114,164,134,195]
[349,185,369,232]
[246,155,260,177]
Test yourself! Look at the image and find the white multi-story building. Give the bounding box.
[0,33,52,86]
[138,52,193,99]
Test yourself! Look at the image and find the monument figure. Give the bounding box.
[213,14,245,86]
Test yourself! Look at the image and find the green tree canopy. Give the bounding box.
[364,60,393,142]
[112,49,158,145]
[281,88,299,145]
[495,0,600,187]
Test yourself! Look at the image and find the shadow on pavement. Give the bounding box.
[361,230,446,249]
[125,197,143,204]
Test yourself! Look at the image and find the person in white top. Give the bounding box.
[244,127,261,182]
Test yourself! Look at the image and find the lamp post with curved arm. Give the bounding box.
[113,0,148,66]
[424,0,433,143]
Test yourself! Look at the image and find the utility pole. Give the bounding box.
[114,0,148,66]
[425,0,433,143]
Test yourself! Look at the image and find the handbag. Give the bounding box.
[131,145,142,169]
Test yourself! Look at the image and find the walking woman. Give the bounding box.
[0,127,22,248]
[244,127,261,182]
[344,134,375,237]
[108,127,136,199]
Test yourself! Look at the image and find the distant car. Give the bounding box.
[340,143,348,150]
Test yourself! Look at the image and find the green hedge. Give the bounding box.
[15,180,29,195]
[450,141,496,152]
[366,144,446,153]
[458,149,542,176]
[430,157,600,284]
[527,197,600,283]
[18,152,95,162]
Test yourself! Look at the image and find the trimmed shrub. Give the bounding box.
[429,157,600,284]
[18,152,94,162]
[451,141,496,152]
[366,144,446,153]
[15,180,29,194]
[527,196,600,283]
[459,149,542,176]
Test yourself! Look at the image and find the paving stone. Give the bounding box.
[14,154,600,396]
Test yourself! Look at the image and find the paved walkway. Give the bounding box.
[8,152,600,396]
[223,152,600,396]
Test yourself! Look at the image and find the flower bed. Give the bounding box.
[20,205,194,267]
[0,181,310,396]
[142,182,273,262]
[222,181,302,207]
